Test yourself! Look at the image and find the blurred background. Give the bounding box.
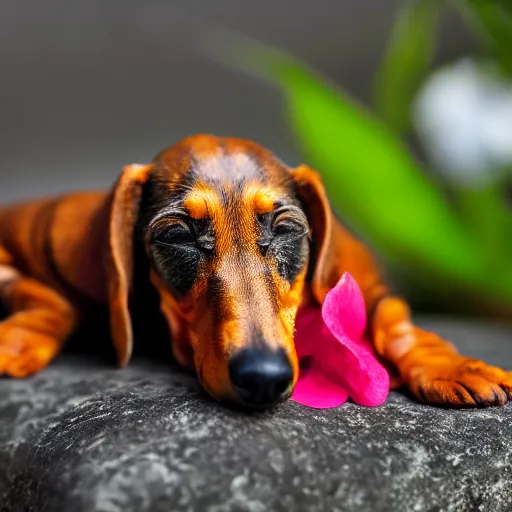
[1,0,511,315]
[0,0,475,198]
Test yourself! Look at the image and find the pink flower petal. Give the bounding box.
[291,307,349,408]
[322,272,366,342]
[292,272,390,409]
[292,367,349,409]
[317,332,390,407]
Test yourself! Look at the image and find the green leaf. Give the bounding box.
[278,69,482,281]
[454,184,510,266]
[461,0,512,74]
[374,0,441,133]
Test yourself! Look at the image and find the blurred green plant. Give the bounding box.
[462,0,512,74]
[374,0,441,133]
[209,0,512,314]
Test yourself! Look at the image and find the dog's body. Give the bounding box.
[0,135,511,408]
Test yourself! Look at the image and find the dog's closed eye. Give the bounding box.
[272,206,309,240]
[151,218,215,253]
[149,219,204,297]
[257,206,309,251]
[256,206,310,282]
[152,220,196,247]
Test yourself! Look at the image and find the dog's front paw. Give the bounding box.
[0,324,60,378]
[408,357,512,408]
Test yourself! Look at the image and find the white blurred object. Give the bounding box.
[413,58,512,187]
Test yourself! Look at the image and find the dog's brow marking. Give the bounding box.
[183,184,221,219]
[245,183,282,215]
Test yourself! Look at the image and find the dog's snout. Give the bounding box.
[229,347,293,408]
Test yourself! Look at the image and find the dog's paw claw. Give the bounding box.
[410,358,512,408]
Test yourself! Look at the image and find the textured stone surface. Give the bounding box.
[1,318,512,512]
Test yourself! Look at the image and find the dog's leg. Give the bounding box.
[0,256,77,377]
[371,296,512,407]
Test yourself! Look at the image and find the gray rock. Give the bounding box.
[1,318,512,512]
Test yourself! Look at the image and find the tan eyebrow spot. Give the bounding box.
[245,184,281,215]
[183,184,221,219]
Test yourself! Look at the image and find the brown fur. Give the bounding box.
[0,134,511,408]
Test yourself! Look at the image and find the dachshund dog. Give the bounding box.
[0,134,511,409]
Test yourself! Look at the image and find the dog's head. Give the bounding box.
[106,135,346,408]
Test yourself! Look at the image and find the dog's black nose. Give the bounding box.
[229,347,294,408]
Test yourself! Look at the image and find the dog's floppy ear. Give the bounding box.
[290,165,386,308]
[105,164,151,367]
